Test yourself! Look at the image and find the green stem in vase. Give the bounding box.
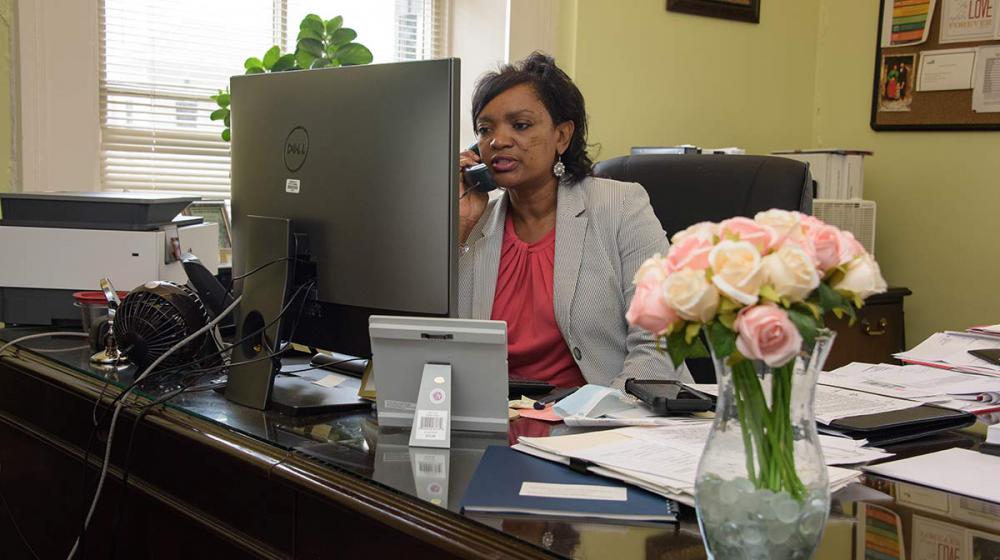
[732,359,806,500]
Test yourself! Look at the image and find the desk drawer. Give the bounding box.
[825,289,909,370]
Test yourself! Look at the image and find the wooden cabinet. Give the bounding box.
[825,287,911,370]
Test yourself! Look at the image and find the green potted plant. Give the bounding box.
[210,14,374,141]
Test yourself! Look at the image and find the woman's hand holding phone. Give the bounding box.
[458,148,489,245]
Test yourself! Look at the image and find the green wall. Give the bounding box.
[559,0,1000,346]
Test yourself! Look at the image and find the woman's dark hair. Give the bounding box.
[471,51,593,184]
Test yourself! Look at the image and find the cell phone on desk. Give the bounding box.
[462,143,499,194]
[624,379,715,415]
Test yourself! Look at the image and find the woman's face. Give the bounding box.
[475,83,574,193]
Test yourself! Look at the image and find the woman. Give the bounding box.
[458,52,691,388]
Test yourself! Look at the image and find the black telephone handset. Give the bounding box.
[462,143,499,194]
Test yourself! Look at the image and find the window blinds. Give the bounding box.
[100,0,448,198]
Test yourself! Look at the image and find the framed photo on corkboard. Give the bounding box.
[666,0,761,23]
[871,0,1000,131]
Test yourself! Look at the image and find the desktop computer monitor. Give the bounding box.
[226,58,460,413]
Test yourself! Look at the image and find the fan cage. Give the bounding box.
[113,282,212,370]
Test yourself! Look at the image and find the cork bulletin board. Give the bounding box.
[871,0,1000,130]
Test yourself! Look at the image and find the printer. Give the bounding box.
[0,192,219,326]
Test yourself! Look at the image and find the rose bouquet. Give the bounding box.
[626,209,886,500]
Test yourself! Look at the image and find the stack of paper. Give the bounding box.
[894,332,1000,376]
[514,422,873,507]
[821,362,1000,413]
[689,383,924,425]
[967,324,1000,338]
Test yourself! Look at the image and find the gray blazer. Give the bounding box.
[458,176,693,387]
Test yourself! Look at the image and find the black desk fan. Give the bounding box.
[98,255,230,378]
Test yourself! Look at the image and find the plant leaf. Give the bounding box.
[801,300,823,321]
[708,320,737,359]
[334,43,374,66]
[684,322,701,345]
[295,49,317,69]
[262,45,281,70]
[310,58,332,69]
[718,311,736,330]
[325,16,344,34]
[214,92,230,108]
[300,14,325,36]
[298,38,325,58]
[786,307,818,345]
[271,53,297,72]
[759,284,780,304]
[296,28,324,42]
[244,57,263,71]
[331,27,357,46]
[210,108,227,121]
[245,66,265,75]
[818,282,844,315]
[718,296,741,315]
[223,112,231,127]
[221,128,231,142]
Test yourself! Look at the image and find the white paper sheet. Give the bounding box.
[972,45,1000,112]
[917,48,977,90]
[896,331,1000,374]
[939,0,997,43]
[822,362,1000,399]
[864,448,1000,503]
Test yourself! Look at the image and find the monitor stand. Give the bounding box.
[226,215,369,416]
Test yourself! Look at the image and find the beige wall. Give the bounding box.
[813,0,1000,343]
[556,0,1000,346]
[0,0,11,194]
[567,0,821,158]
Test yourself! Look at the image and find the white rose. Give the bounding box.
[761,244,821,302]
[755,209,805,245]
[834,253,887,300]
[662,269,720,323]
[671,221,719,244]
[632,254,667,285]
[708,240,764,306]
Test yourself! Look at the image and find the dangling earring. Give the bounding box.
[552,155,566,179]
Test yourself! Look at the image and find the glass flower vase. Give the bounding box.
[694,331,835,560]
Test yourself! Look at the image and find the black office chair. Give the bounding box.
[594,154,813,238]
[594,154,813,382]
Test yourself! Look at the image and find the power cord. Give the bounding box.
[0,332,90,358]
[65,294,243,560]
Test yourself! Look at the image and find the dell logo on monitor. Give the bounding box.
[283,126,309,172]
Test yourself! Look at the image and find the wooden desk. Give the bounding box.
[0,328,994,559]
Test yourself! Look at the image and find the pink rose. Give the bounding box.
[734,304,803,367]
[797,213,826,237]
[719,217,777,253]
[665,236,713,272]
[626,280,680,335]
[671,221,719,244]
[838,230,866,264]
[809,224,843,273]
